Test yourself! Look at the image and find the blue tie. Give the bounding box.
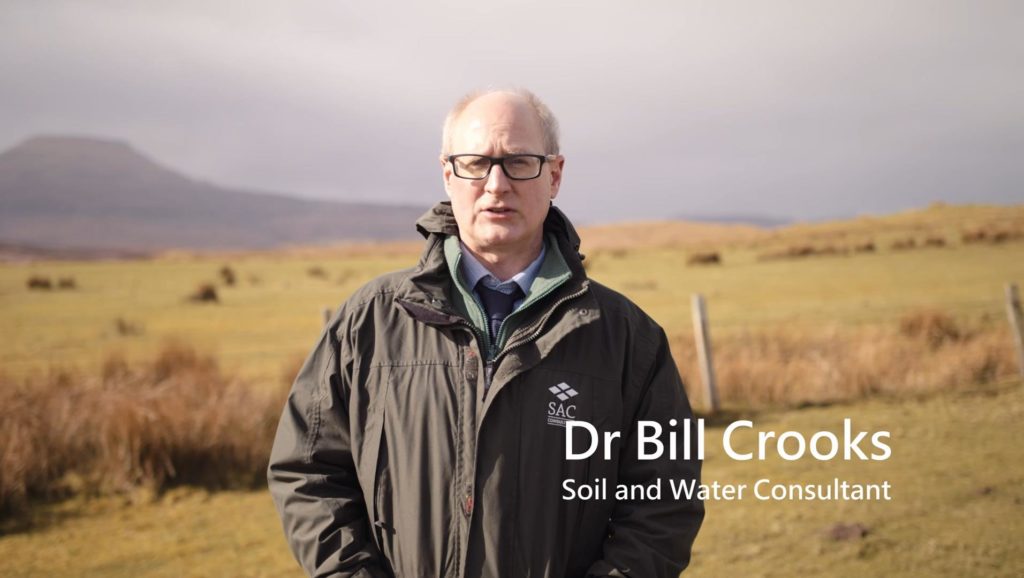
[476,282,525,341]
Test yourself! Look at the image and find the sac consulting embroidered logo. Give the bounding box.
[547,382,579,427]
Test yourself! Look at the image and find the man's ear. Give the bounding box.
[548,155,565,200]
[440,155,453,198]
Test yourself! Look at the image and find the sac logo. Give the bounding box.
[547,382,579,427]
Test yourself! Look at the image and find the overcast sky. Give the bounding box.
[2,0,1021,224]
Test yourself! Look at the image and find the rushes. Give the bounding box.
[670,312,1016,409]
[1,310,1017,516]
[0,343,286,516]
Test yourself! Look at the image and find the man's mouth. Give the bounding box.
[483,207,514,214]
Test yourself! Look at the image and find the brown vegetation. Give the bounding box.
[990,230,1023,244]
[890,238,917,250]
[307,266,327,279]
[898,309,964,348]
[669,313,1014,409]
[687,252,721,266]
[26,275,52,290]
[758,245,849,261]
[853,241,876,253]
[923,236,946,248]
[187,283,219,303]
[218,265,236,286]
[961,229,986,244]
[962,228,1024,245]
[1,311,1017,517]
[0,343,286,516]
[826,522,870,541]
[26,275,79,291]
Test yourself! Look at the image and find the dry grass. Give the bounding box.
[0,342,286,517]
[671,311,1016,409]
[963,228,1024,245]
[186,282,219,303]
[898,309,965,348]
[25,275,78,290]
[218,265,236,286]
[890,238,918,251]
[25,275,52,290]
[758,244,850,260]
[687,251,722,266]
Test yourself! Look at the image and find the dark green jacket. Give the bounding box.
[268,202,704,577]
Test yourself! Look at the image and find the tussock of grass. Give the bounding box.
[0,342,286,517]
[186,282,219,303]
[898,309,965,348]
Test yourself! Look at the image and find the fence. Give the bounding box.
[686,281,1024,413]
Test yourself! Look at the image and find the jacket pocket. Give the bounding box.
[373,448,396,575]
[366,366,394,569]
[366,362,461,577]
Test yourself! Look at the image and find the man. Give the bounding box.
[268,88,704,577]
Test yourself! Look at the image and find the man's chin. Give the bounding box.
[469,229,525,253]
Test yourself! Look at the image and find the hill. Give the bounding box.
[577,203,1024,252]
[0,136,427,251]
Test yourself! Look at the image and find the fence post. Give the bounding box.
[691,293,720,413]
[1006,283,1024,379]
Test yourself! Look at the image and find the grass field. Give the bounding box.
[1,251,413,386]
[0,379,1019,577]
[1,203,1023,576]
[3,204,1023,389]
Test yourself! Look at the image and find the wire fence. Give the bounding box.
[3,287,1019,373]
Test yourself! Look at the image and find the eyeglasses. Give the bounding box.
[447,154,557,180]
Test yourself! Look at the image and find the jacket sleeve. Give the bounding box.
[267,314,391,578]
[586,327,705,577]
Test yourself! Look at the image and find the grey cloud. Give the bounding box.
[1,0,1021,223]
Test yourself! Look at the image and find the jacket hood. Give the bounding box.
[415,201,584,258]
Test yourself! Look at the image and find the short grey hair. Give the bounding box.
[441,87,561,157]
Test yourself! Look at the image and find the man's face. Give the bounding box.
[442,93,563,259]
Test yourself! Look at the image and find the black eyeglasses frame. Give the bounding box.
[446,153,558,181]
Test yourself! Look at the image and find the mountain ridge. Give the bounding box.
[0,135,427,251]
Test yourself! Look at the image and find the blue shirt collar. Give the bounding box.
[459,240,546,296]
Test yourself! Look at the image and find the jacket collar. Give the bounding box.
[414,201,460,238]
[397,201,588,317]
[399,201,601,411]
[414,200,585,271]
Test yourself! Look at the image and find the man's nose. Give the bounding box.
[484,162,512,195]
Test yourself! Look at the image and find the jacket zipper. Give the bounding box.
[491,274,577,358]
[485,361,495,391]
[492,285,589,367]
[420,285,588,575]
[426,283,588,392]
[483,284,590,390]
